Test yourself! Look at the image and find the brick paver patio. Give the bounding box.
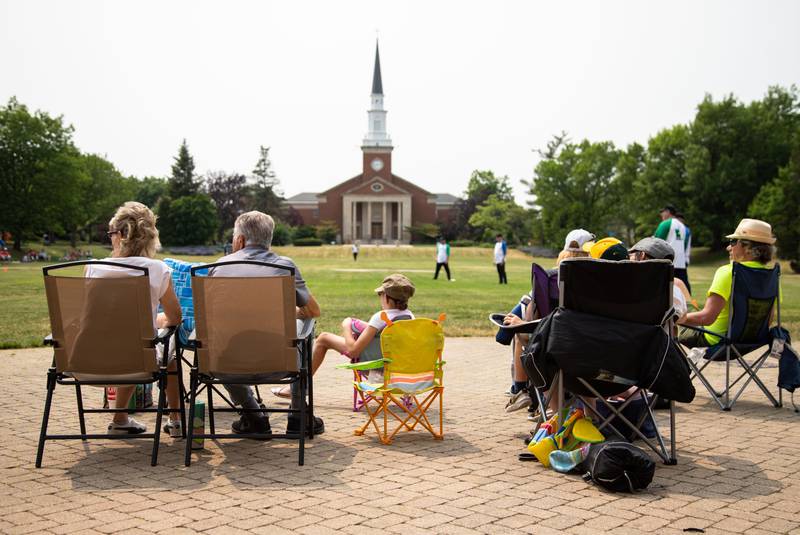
[1,339,799,535]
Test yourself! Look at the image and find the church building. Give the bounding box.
[286,43,458,243]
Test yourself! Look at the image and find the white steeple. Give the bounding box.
[362,41,392,148]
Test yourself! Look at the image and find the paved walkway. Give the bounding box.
[1,339,799,535]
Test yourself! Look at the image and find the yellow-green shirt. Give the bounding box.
[705,261,774,344]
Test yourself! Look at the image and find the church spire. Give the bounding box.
[371,42,383,95]
[363,40,392,148]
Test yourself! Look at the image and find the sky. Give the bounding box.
[2,1,799,206]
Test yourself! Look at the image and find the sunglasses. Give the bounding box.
[728,239,739,246]
[106,230,120,237]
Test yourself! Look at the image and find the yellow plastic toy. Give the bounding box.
[572,417,605,443]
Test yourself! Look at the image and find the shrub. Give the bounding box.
[450,239,477,247]
[293,237,323,246]
[272,222,292,246]
[292,225,317,241]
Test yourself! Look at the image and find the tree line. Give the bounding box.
[0,97,291,250]
[2,86,798,266]
[525,85,800,264]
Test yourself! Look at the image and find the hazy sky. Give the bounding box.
[2,1,798,205]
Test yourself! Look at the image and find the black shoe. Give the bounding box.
[231,414,272,440]
[286,415,325,436]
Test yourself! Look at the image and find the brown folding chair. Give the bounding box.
[36,260,176,467]
[184,260,313,466]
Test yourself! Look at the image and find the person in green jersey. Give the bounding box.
[679,218,778,347]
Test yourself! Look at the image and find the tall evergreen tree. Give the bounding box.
[169,139,199,198]
[248,145,285,218]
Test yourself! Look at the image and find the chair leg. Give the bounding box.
[35,368,57,468]
[298,373,306,466]
[306,338,315,439]
[724,346,732,410]
[75,384,87,439]
[207,382,215,434]
[151,374,166,467]
[175,350,187,438]
[185,371,198,467]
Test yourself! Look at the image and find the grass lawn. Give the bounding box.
[1,243,798,348]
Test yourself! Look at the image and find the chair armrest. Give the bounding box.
[336,359,389,371]
[154,326,177,346]
[43,333,56,347]
[488,315,542,334]
[680,324,729,343]
[295,318,316,342]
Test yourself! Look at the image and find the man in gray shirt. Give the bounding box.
[210,211,323,436]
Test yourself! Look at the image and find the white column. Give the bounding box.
[366,202,372,240]
[381,201,389,242]
[403,198,411,243]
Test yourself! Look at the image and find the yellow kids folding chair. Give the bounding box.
[338,312,445,444]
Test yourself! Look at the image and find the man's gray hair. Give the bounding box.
[234,211,274,249]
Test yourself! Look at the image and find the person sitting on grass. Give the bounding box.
[273,273,416,397]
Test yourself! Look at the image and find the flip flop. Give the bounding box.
[270,386,292,399]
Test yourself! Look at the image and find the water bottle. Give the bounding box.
[191,401,205,450]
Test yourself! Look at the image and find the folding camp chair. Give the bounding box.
[680,262,782,411]
[164,258,267,412]
[339,313,445,444]
[184,260,314,466]
[351,313,413,412]
[526,258,694,465]
[36,260,176,467]
[490,263,559,407]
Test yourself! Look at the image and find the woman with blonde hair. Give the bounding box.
[86,201,183,436]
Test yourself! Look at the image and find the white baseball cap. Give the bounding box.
[564,229,595,251]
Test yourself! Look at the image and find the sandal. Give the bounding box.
[270,386,292,399]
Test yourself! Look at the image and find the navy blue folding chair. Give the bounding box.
[681,262,782,411]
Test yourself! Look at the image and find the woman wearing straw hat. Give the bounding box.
[678,218,778,347]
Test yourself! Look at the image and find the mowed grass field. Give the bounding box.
[1,244,798,348]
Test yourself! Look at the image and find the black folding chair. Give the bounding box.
[680,262,782,411]
[525,258,694,465]
[184,260,315,466]
[37,260,177,467]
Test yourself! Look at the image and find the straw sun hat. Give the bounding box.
[726,218,776,245]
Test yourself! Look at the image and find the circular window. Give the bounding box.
[370,183,384,192]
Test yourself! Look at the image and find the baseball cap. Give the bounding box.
[563,229,595,252]
[583,237,628,261]
[374,273,416,302]
[629,237,675,261]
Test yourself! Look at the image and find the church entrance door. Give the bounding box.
[371,222,383,240]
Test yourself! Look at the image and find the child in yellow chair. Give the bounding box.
[272,274,416,399]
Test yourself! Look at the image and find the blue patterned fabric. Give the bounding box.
[162,258,208,336]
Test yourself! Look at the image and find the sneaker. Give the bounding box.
[287,415,325,436]
[450,279,456,282]
[163,419,183,438]
[686,347,706,366]
[107,417,147,435]
[505,389,532,413]
[231,414,272,439]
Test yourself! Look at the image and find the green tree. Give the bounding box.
[468,194,531,245]
[528,137,620,249]
[453,170,514,239]
[749,129,800,268]
[135,176,169,208]
[248,145,285,219]
[612,142,646,244]
[0,97,84,250]
[169,139,200,198]
[72,154,136,245]
[206,171,247,239]
[683,88,799,248]
[158,194,218,245]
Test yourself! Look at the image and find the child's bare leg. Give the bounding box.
[311,332,349,376]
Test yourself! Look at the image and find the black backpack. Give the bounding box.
[579,441,655,492]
